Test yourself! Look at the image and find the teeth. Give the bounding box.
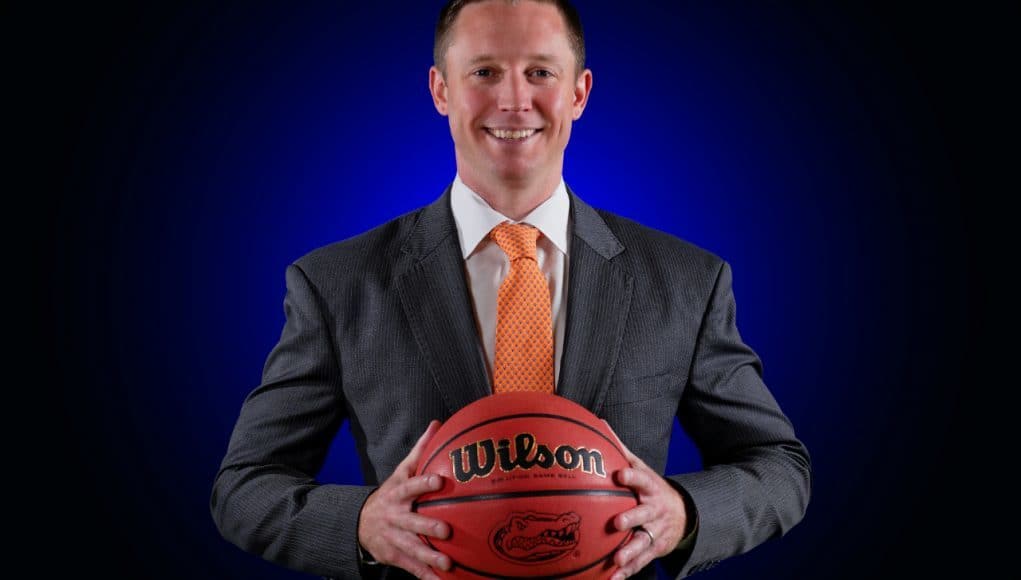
[488,128,537,140]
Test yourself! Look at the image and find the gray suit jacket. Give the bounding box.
[211,188,811,579]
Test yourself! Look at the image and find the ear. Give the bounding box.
[429,66,449,116]
[571,68,593,120]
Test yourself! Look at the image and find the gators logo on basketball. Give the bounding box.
[490,511,581,564]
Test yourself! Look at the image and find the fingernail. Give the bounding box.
[437,555,451,570]
[619,516,628,528]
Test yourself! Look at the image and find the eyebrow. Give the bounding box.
[467,54,562,66]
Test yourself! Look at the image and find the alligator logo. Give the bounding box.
[490,511,581,565]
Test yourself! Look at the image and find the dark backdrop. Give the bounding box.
[25,1,1001,578]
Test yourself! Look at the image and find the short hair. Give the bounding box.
[434,0,586,77]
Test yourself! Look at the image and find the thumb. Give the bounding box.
[602,419,632,457]
[602,419,646,469]
[398,419,442,475]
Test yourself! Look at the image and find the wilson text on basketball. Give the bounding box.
[450,433,606,483]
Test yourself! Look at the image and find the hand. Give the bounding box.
[606,426,688,580]
[357,420,451,579]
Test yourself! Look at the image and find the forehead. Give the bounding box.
[447,1,573,62]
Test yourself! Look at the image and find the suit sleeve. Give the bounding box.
[662,261,812,577]
[210,263,373,579]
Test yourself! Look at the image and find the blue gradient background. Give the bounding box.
[36,1,991,579]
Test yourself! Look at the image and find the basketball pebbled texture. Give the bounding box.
[414,393,638,579]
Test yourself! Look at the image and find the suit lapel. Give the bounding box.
[395,187,632,417]
[396,189,492,416]
[557,192,634,414]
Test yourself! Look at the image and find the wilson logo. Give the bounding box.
[450,433,606,483]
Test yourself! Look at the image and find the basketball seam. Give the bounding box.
[414,488,636,509]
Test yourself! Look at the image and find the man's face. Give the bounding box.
[429,0,592,189]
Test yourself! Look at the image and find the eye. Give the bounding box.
[472,68,494,78]
[529,69,555,79]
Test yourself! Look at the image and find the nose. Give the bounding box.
[497,73,531,112]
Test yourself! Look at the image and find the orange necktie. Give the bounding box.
[490,222,555,394]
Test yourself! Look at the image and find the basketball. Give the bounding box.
[414,392,637,579]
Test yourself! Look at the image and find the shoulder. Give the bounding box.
[290,205,425,283]
[593,208,725,282]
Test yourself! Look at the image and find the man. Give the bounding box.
[211,1,811,578]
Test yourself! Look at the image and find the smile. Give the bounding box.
[485,128,540,141]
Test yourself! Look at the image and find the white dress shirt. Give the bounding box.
[450,176,570,388]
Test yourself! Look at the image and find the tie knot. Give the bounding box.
[490,222,540,261]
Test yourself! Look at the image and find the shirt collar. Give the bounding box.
[450,175,570,259]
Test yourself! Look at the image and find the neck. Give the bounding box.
[459,171,561,221]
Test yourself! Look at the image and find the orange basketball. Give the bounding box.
[414,393,637,579]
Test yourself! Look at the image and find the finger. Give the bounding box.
[613,533,652,573]
[601,419,636,459]
[601,419,627,451]
[616,466,656,493]
[398,473,445,501]
[398,420,442,472]
[390,552,441,580]
[631,455,652,473]
[621,445,651,470]
[601,420,651,471]
[399,512,450,539]
[614,504,654,531]
[393,530,452,572]
[615,542,658,580]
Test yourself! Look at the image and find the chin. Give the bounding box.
[492,167,537,184]
[491,158,545,178]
